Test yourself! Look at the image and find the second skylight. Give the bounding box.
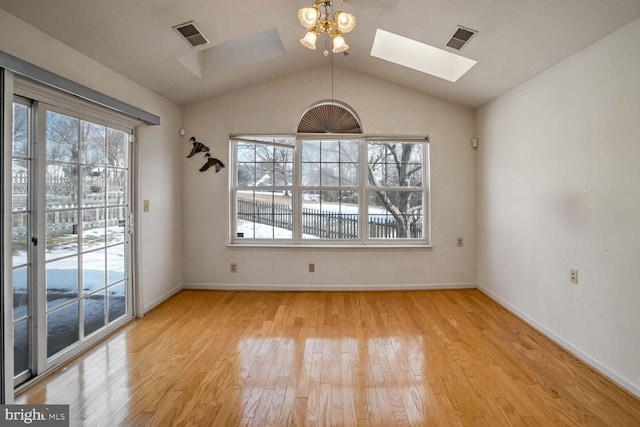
[370,29,477,82]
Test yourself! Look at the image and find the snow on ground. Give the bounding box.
[235,195,397,240]
[12,223,128,355]
[236,220,319,240]
[12,225,126,289]
[301,201,387,215]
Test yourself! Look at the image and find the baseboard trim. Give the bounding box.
[142,285,182,315]
[478,286,640,399]
[183,282,477,292]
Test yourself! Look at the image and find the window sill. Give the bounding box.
[227,243,433,249]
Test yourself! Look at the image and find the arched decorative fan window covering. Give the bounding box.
[297,99,363,134]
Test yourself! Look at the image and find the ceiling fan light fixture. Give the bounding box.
[335,11,356,33]
[301,30,318,49]
[298,0,355,53]
[332,33,349,53]
[298,7,320,28]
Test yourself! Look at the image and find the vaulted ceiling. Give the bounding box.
[2,0,639,108]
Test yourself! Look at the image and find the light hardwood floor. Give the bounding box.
[16,290,640,426]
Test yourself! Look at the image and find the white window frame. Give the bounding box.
[229,135,431,247]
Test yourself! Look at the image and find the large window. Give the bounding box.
[231,136,429,245]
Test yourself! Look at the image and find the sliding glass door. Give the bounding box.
[11,93,135,386]
[11,98,33,385]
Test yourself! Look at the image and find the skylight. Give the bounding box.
[370,29,477,82]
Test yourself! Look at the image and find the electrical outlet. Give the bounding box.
[309,263,315,273]
[143,200,150,212]
[570,269,578,284]
[456,237,464,247]
[230,263,237,273]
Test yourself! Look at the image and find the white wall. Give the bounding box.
[0,9,184,312]
[182,65,476,289]
[477,18,640,396]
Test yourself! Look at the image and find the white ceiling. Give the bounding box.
[1,0,639,108]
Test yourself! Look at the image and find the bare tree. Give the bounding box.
[367,143,422,238]
[46,112,79,163]
[12,104,29,156]
[237,142,294,195]
[299,139,422,237]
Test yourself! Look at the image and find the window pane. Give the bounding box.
[321,140,340,162]
[13,267,28,321]
[84,291,106,336]
[301,140,320,162]
[14,321,29,376]
[237,142,256,162]
[237,161,256,187]
[368,142,423,187]
[235,191,292,239]
[82,167,105,207]
[340,140,359,162]
[107,128,128,168]
[107,207,127,245]
[301,162,320,187]
[46,164,79,209]
[368,191,423,239]
[107,169,127,206]
[83,249,106,294]
[255,146,293,187]
[12,214,28,267]
[301,139,359,187]
[107,244,126,284]
[12,159,28,211]
[340,162,358,186]
[46,209,78,260]
[273,161,293,186]
[301,191,359,239]
[81,121,106,165]
[83,208,106,250]
[108,282,126,323]
[236,142,294,187]
[46,257,78,310]
[13,103,29,157]
[46,111,78,162]
[47,302,79,357]
[323,163,343,186]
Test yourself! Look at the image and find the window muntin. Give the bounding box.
[231,136,429,245]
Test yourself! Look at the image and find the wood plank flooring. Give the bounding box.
[16,289,640,426]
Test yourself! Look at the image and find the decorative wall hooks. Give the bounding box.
[186,136,225,173]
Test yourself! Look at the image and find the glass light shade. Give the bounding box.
[332,34,349,53]
[335,11,356,33]
[300,30,318,50]
[298,7,320,28]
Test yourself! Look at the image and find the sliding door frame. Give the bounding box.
[1,69,15,404]
[33,99,136,376]
[1,49,158,403]
[2,72,143,400]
